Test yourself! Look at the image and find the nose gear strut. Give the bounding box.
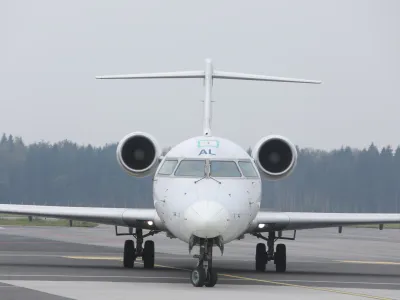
[190,238,218,287]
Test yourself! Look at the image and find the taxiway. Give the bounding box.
[0,225,399,299]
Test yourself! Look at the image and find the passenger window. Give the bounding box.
[238,161,259,178]
[158,160,178,175]
[210,161,241,177]
[174,160,205,177]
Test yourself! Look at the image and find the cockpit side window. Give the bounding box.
[174,160,205,177]
[210,160,242,177]
[238,160,259,178]
[157,159,178,175]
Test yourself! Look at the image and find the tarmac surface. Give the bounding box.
[0,225,400,299]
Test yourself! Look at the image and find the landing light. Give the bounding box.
[258,223,265,229]
[147,221,154,226]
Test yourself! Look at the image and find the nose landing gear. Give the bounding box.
[190,239,218,287]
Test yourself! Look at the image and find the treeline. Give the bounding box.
[0,133,399,213]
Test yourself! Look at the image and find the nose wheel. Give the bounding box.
[190,239,218,287]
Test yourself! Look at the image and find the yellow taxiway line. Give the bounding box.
[61,255,394,300]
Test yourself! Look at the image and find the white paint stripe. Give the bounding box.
[2,274,396,286]
[0,253,121,257]
[0,274,187,279]
[0,254,73,257]
[0,274,253,281]
[1,274,397,287]
[277,280,400,286]
[63,256,123,260]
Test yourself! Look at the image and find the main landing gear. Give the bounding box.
[190,238,218,287]
[253,231,287,272]
[120,228,159,269]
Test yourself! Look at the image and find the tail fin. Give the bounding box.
[96,58,322,136]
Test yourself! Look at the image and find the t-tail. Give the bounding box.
[96,58,322,136]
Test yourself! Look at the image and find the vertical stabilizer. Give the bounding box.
[203,59,213,136]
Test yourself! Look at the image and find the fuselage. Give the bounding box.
[153,136,262,244]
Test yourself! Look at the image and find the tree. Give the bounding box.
[0,132,399,213]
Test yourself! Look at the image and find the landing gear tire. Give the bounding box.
[255,243,267,272]
[123,240,135,268]
[190,266,206,287]
[275,243,286,273]
[143,240,155,269]
[204,268,218,287]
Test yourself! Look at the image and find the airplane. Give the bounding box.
[1,58,400,288]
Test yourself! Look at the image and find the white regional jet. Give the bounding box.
[1,58,400,288]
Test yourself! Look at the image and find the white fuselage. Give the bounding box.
[153,136,262,244]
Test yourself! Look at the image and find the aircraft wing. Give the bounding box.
[0,204,164,230]
[249,211,400,233]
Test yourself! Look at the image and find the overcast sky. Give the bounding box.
[2,0,399,150]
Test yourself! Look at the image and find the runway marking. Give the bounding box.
[63,256,142,261]
[0,274,187,279]
[220,274,393,300]
[154,263,190,271]
[60,255,393,299]
[152,261,394,300]
[279,279,400,286]
[63,256,123,260]
[336,260,400,265]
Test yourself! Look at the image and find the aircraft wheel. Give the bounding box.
[275,243,286,273]
[143,240,155,269]
[190,266,206,287]
[204,268,218,287]
[123,240,135,268]
[255,243,267,271]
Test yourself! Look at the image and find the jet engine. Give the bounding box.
[116,132,161,177]
[252,135,297,179]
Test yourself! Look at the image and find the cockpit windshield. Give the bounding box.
[165,159,259,178]
[174,160,205,177]
[238,160,259,178]
[157,159,178,175]
[210,160,241,177]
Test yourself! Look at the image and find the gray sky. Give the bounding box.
[2,0,399,150]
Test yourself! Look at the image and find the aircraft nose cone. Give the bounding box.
[184,201,229,238]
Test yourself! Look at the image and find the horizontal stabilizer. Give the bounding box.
[213,71,321,84]
[96,70,321,84]
[96,71,204,80]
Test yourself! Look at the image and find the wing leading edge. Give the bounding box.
[249,211,400,233]
[0,204,164,231]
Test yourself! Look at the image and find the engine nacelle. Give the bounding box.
[252,135,297,179]
[116,132,161,177]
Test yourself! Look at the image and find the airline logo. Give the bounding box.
[197,140,219,148]
[197,140,219,156]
